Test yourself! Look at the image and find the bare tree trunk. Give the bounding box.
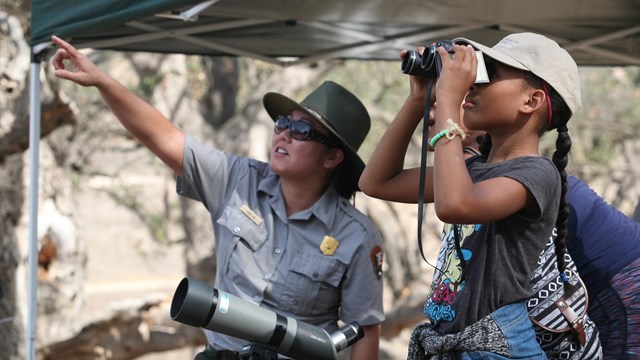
[199,57,239,129]
[0,154,25,360]
[1,8,32,359]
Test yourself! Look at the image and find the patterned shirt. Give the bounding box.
[425,156,560,334]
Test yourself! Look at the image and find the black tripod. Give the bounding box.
[239,342,279,360]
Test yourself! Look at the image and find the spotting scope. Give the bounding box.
[170,277,363,360]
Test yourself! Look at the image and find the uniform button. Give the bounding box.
[263,274,270,280]
[274,248,282,254]
[312,272,319,278]
[253,295,261,302]
[233,227,240,233]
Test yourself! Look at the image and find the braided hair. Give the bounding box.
[479,72,575,294]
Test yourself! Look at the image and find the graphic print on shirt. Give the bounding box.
[424,223,479,324]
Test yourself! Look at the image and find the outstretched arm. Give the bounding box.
[50,35,185,175]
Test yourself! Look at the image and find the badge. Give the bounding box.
[240,204,263,225]
[320,235,339,256]
[370,245,383,280]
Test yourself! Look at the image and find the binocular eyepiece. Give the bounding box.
[401,40,454,78]
[170,277,364,360]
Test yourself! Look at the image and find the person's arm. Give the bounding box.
[50,35,185,175]
[349,323,380,360]
[358,50,435,203]
[428,45,536,225]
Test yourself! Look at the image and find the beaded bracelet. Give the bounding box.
[429,119,467,148]
[429,129,448,148]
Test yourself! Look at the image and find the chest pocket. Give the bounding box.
[217,203,268,277]
[280,250,347,316]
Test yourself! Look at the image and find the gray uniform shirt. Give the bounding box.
[177,136,385,351]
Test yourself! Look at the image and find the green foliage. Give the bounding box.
[134,73,166,100]
[319,61,640,183]
[185,56,207,99]
[561,67,640,177]
[318,60,410,162]
[235,58,640,185]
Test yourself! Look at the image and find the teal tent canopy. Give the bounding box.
[31,0,640,66]
[31,0,200,51]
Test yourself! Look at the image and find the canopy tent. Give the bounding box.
[26,1,640,359]
[31,0,640,66]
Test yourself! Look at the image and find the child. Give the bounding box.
[359,33,581,359]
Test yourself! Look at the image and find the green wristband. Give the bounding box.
[429,129,448,148]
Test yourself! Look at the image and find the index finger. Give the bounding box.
[51,35,79,57]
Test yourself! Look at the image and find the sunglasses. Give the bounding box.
[274,115,337,147]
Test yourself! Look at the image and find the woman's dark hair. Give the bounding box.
[326,142,357,199]
[333,161,357,199]
[479,71,576,294]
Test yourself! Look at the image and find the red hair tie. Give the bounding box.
[542,82,553,129]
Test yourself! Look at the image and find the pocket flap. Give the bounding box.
[290,251,346,287]
[217,203,267,251]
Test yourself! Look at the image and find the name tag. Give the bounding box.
[240,204,263,226]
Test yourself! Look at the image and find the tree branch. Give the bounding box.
[37,296,205,360]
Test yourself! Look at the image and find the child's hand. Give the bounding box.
[400,48,435,105]
[435,44,477,107]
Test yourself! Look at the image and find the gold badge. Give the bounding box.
[320,235,339,256]
[240,204,263,226]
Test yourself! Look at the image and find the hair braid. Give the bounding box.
[482,72,576,294]
[545,82,577,296]
[552,127,571,271]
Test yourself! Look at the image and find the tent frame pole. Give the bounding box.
[27,52,44,360]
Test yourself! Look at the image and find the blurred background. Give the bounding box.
[1,1,639,359]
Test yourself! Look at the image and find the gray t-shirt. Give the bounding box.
[177,136,385,351]
[424,156,560,334]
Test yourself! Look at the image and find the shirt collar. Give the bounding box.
[258,173,339,227]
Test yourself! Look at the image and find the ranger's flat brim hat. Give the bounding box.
[263,81,371,192]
